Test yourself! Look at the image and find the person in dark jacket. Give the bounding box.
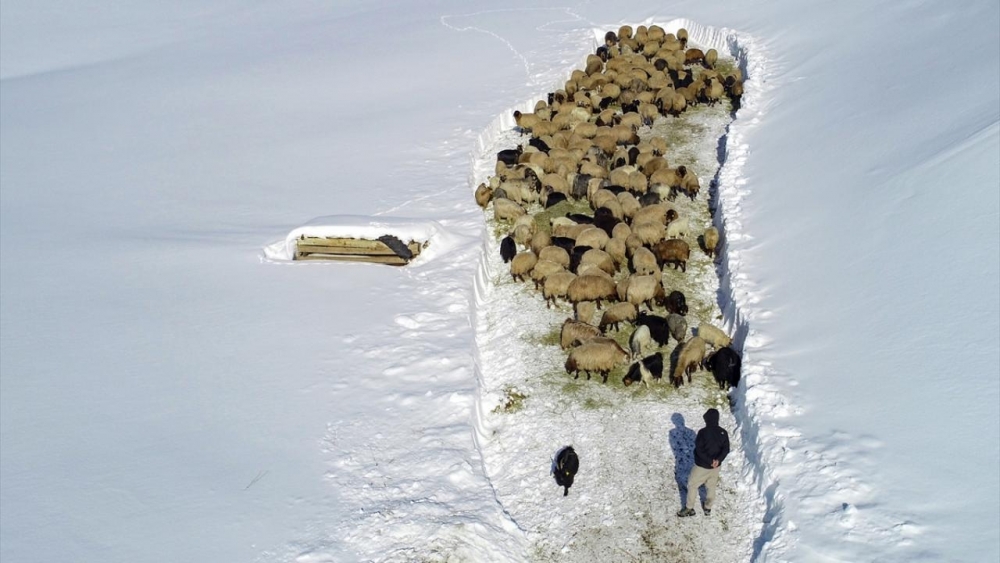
[678,408,730,516]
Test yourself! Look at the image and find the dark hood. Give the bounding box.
[703,408,720,427]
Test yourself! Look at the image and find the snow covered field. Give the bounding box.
[2,1,998,562]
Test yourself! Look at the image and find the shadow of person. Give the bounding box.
[669,412,697,505]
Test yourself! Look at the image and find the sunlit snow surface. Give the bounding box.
[2,2,998,563]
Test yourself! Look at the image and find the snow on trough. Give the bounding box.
[262,215,442,262]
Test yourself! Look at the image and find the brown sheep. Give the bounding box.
[696,322,732,349]
[684,48,705,65]
[567,274,618,308]
[513,110,541,131]
[632,221,666,246]
[579,248,617,276]
[576,227,610,251]
[585,54,604,76]
[632,202,672,225]
[493,198,526,223]
[649,167,681,191]
[575,300,597,325]
[676,28,689,48]
[579,160,609,179]
[702,77,724,106]
[678,169,700,200]
[560,318,601,349]
[705,48,719,68]
[544,271,578,308]
[611,221,632,240]
[475,183,493,208]
[577,262,614,281]
[599,302,638,333]
[530,230,552,257]
[630,246,660,276]
[652,239,690,272]
[590,188,619,211]
[624,233,645,257]
[642,155,670,178]
[529,259,566,289]
[702,226,720,258]
[513,213,537,239]
[617,192,642,221]
[625,274,665,311]
[509,251,537,282]
[671,336,707,387]
[565,338,629,383]
[605,236,628,268]
[539,245,571,269]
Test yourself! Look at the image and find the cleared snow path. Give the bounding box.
[471,34,765,562]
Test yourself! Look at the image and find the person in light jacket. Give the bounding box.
[678,408,730,517]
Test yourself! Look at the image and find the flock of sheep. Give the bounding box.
[476,24,743,396]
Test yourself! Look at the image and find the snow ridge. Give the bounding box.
[668,19,923,562]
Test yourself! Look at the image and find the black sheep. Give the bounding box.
[499,235,516,263]
[665,290,688,316]
[638,192,661,206]
[571,174,593,199]
[622,352,664,386]
[528,137,550,153]
[551,236,576,254]
[627,146,640,166]
[635,311,671,346]
[569,245,593,273]
[497,146,522,167]
[593,207,621,237]
[544,192,568,208]
[554,446,580,496]
[704,346,742,390]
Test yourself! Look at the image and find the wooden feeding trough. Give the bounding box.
[293,234,424,265]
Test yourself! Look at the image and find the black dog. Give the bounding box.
[554,446,580,496]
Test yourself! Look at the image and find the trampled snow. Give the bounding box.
[1,1,998,562]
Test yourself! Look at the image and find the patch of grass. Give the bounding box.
[537,325,563,347]
[713,57,738,78]
[493,386,528,414]
[582,396,612,410]
[531,199,592,235]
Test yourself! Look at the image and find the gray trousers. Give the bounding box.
[686,465,721,510]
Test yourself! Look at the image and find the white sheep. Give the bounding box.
[666,217,689,240]
[629,324,654,360]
